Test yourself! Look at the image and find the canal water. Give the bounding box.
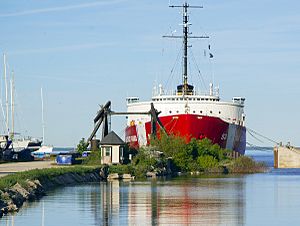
[2,149,300,226]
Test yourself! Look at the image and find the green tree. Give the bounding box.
[76,138,88,155]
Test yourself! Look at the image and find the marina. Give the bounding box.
[2,150,300,226]
[0,0,299,225]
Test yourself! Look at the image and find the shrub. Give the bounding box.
[109,164,134,175]
[228,156,267,173]
[197,155,218,170]
[84,150,102,165]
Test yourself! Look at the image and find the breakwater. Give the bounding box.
[0,167,106,217]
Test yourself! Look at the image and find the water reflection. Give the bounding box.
[94,177,246,225]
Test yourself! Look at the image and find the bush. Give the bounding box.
[83,150,102,165]
[227,156,267,173]
[109,164,134,175]
[197,155,218,170]
[149,135,230,172]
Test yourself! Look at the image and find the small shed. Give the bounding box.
[100,131,125,165]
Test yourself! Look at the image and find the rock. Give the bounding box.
[146,172,157,178]
[0,170,104,218]
[107,173,119,180]
[122,174,134,180]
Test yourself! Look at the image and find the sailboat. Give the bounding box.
[2,53,42,161]
[31,87,53,159]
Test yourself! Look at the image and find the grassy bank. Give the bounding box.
[0,166,103,217]
[0,166,99,191]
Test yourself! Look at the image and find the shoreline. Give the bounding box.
[0,157,268,218]
[0,166,106,217]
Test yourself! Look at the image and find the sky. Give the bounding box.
[0,0,299,147]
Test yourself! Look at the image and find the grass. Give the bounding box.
[0,166,99,191]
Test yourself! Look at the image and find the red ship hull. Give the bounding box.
[125,114,246,155]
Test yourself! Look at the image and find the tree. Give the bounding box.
[76,138,88,155]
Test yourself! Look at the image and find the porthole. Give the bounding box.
[210,111,212,114]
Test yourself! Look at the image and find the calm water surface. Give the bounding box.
[2,150,300,226]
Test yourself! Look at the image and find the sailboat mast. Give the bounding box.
[41,87,45,144]
[3,53,9,134]
[10,70,14,137]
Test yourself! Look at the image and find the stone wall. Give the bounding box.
[0,171,105,217]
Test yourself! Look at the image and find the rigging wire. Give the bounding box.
[247,129,264,143]
[247,127,279,145]
[190,48,207,92]
[163,43,183,90]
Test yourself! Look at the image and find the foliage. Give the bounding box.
[197,155,218,170]
[124,146,168,178]
[109,164,134,175]
[227,156,267,173]
[84,150,102,165]
[150,135,230,172]
[76,138,88,155]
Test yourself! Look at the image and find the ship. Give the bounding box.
[125,2,246,155]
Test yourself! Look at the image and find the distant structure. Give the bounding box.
[100,131,125,165]
[274,144,300,168]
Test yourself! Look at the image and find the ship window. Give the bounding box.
[193,111,195,113]
[176,110,179,113]
[169,111,172,114]
[180,98,183,100]
[197,98,200,101]
[210,111,212,114]
[206,98,208,101]
[200,111,202,114]
[172,98,175,101]
[219,111,221,114]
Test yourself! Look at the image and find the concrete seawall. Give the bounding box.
[0,170,105,217]
[274,146,300,168]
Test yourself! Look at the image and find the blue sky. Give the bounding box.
[0,0,299,147]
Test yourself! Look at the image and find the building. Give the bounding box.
[100,131,125,165]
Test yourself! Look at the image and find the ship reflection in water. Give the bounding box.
[95,177,245,225]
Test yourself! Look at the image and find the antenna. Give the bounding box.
[163,2,208,96]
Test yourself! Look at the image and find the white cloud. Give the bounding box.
[0,0,127,17]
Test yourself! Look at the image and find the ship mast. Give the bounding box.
[164,1,208,96]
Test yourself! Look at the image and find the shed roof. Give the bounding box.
[100,131,125,145]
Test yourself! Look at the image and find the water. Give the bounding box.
[2,149,300,226]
